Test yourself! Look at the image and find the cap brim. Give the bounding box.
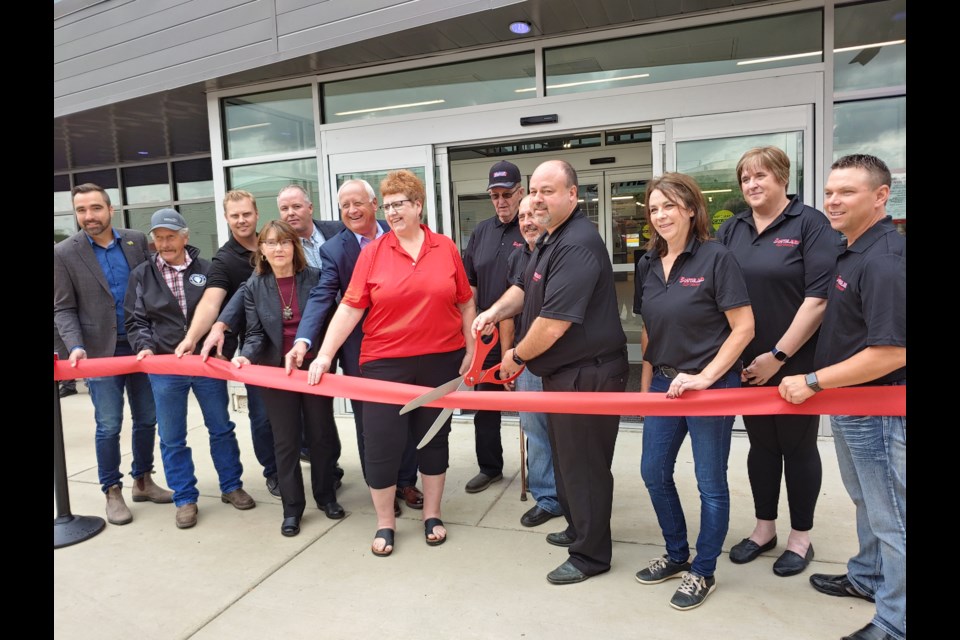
[487,181,519,190]
[151,224,184,232]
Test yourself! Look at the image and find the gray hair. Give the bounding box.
[277,184,312,206]
[338,179,376,202]
[150,228,189,241]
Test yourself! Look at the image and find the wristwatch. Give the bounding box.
[512,349,526,366]
[771,347,789,362]
[804,372,822,393]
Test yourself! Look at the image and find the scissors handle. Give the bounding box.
[474,362,524,386]
[464,326,500,384]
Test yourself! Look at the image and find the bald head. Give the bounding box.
[528,160,579,233]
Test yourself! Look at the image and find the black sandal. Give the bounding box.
[424,517,447,546]
[372,528,394,557]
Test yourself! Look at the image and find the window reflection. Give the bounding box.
[834,0,906,93]
[224,86,315,160]
[228,159,319,224]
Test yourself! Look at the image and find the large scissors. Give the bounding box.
[400,327,523,449]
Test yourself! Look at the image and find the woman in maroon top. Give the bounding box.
[232,220,342,537]
[308,170,476,557]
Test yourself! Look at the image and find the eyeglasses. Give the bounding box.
[263,239,294,249]
[339,200,372,211]
[489,189,519,201]
[381,199,413,213]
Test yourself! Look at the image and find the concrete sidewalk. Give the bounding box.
[54,389,872,639]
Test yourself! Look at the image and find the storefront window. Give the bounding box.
[834,97,905,234]
[75,169,120,208]
[54,214,75,243]
[324,53,535,124]
[223,86,315,159]
[174,159,214,200]
[122,164,171,204]
[834,0,906,93]
[545,11,821,96]
[228,158,319,224]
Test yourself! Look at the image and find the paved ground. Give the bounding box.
[54,387,873,639]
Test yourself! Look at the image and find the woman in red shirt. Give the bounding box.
[309,170,476,557]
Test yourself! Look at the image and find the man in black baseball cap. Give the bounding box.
[461,161,526,496]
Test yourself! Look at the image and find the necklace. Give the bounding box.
[277,276,295,321]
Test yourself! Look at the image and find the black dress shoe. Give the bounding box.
[265,475,281,498]
[59,385,78,398]
[320,501,345,519]
[809,573,875,603]
[281,516,300,537]
[546,560,591,585]
[521,505,560,528]
[841,622,897,640]
[729,535,777,564]
[772,544,814,577]
[546,531,575,547]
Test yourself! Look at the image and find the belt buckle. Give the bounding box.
[660,366,679,379]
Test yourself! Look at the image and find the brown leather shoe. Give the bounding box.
[105,485,133,525]
[221,488,256,510]
[397,485,424,510]
[176,503,198,529]
[132,473,174,504]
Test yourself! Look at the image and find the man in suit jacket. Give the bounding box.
[53,183,173,526]
[277,184,345,269]
[285,179,423,517]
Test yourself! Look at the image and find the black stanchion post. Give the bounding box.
[54,358,105,548]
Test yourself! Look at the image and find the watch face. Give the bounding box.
[772,348,788,362]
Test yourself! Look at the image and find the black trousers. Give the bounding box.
[542,353,628,575]
[342,349,419,488]
[743,413,822,531]
[360,349,464,490]
[473,346,504,476]
[261,387,339,518]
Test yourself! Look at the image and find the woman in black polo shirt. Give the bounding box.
[633,172,754,611]
[717,147,838,577]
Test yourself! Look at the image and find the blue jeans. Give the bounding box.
[640,369,739,577]
[148,374,244,507]
[86,341,158,493]
[245,384,277,478]
[831,413,906,640]
[517,368,560,515]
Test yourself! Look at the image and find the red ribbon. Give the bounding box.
[54,355,905,417]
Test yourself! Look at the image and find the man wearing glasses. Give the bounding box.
[461,161,526,495]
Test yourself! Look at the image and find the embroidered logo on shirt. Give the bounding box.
[532,272,543,282]
[189,274,207,287]
[679,276,704,287]
[773,237,800,247]
[835,275,847,292]
[513,241,524,248]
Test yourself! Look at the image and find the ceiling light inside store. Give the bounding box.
[611,196,635,200]
[334,99,445,116]
[738,39,906,66]
[227,122,271,132]
[509,21,532,35]
[701,189,733,194]
[515,73,650,93]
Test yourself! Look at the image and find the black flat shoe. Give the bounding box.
[521,505,560,528]
[546,531,575,547]
[773,544,814,577]
[320,501,345,519]
[281,516,300,537]
[729,535,777,564]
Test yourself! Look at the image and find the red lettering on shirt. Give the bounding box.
[835,275,848,291]
[679,276,704,287]
[532,272,542,282]
[513,241,524,248]
[773,237,800,247]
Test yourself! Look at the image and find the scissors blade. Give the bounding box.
[399,375,464,415]
[416,384,471,450]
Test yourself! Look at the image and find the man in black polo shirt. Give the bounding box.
[779,155,905,640]
[174,189,279,497]
[474,159,628,585]
[461,160,525,494]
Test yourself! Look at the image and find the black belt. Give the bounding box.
[653,365,698,379]
[566,348,627,370]
[654,361,743,379]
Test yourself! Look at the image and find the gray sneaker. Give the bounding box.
[670,572,716,611]
[635,555,691,584]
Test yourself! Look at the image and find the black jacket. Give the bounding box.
[124,245,212,355]
[240,267,320,368]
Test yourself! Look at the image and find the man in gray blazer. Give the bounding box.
[53,183,173,525]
